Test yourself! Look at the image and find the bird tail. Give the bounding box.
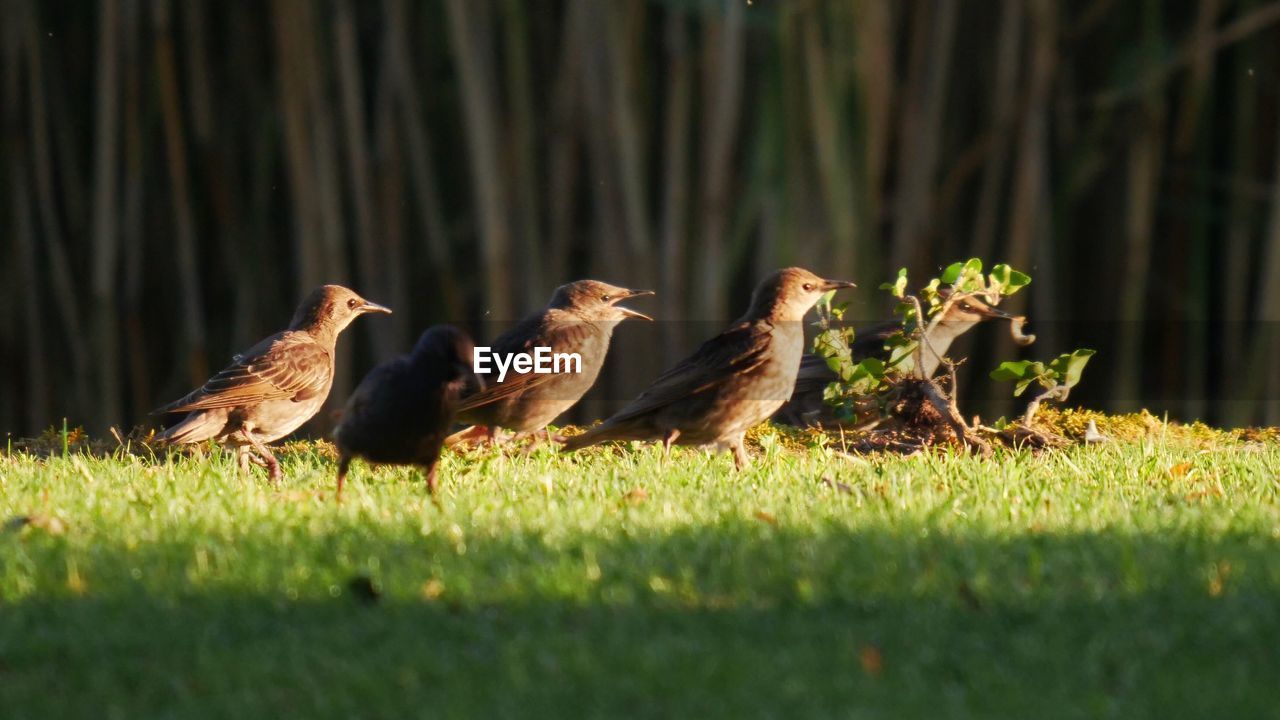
[561,422,639,452]
[156,410,226,445]
[559,430,599,453]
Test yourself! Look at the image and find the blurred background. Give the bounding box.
[3,0,1280,437]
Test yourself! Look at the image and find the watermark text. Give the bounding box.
[473,346,583,382]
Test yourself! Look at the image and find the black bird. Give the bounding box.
[153,285,391,480]
[562,268,854,469]
[773,291,1033,427]
[333,326,477,498]
[449,279,653,446]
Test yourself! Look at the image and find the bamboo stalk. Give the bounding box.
[153,0,209,388]
[696,0,745,320]
[22,0,91,421]
[1173,0,1223,421]
[501,0,545,310]
[445,0,514,319]
[852,0,893,230]
[802,9,857,281]
[335,0,392,357]
[271,0,322,293]
[659,6,691,359]
[545,0,585,289]
[1220,0,1261,427]
[1112,1,1167,413]
[971,0,1024,262]
[578,0,625,282]
[121,0,149,420]
[1243,107,1280,424]
[89,0,122,430]
[384,0,457,316]
[4,14,49,431]
[605,0,653,284]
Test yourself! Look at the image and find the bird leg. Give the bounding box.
[662,429,680,455]
[240,429,282,483]
[236,446,259,475]
[335,455,352,501]
[445,422,504,445]
[730,436,750,471]
[422,462,439,495]
[445,424,492,448]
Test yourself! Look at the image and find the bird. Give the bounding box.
[152,285,391,481]
[562,267,855,469]
[773,290,1033,427]
[447,279,653,446]
[333,325,478,498]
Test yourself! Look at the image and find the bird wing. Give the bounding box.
[603,322,771,425]
[456,317,596,411]
[156,332,332,413]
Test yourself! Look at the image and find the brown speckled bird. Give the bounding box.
[773,291,1033,427]
[333,325,478,498]
[153,285,391,480]
[562,268,854,469]
[448,280,653,446]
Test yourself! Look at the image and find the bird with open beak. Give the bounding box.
[773,288,1035,428]
[563,267,855,469]
[153,284,392,481]
[449,279,654,446]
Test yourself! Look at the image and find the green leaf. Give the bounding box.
[886,335,918,371]
[940,262,964,284]
[878,268,909,298]
[989,264,1031,295]
[1048,349,1096,389]
[990,360,1036,382]
[857,357,886,380]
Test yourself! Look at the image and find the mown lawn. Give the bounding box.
[1,426,1279,718]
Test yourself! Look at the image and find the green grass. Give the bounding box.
[2,428,1280,718]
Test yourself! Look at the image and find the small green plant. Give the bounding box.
[991,349,1096,425]
[811,258,1035,428]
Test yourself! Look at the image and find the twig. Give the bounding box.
[1023,384,1070,426]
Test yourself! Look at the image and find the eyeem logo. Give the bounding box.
[473,346,583,382]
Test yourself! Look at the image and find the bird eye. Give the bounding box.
[802,283,814,292]
[347,298,358,309]
[601,295,611,302]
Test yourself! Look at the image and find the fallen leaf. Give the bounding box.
[754,511,777,525]
[859,645,883,677]
[421,578,445,600]
[623,487,648,505]
[1169,462,1193,478]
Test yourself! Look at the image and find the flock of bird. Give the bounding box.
[152,267,911,497]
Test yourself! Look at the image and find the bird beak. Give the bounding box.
[973,304,1015,320]
[614,289,655,321]
[820,279,857,291]
[358,300,393,315]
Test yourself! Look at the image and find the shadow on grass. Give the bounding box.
[2,523,1278,718]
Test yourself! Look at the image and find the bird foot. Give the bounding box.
[265,456,282,484]
[445,425,501,449]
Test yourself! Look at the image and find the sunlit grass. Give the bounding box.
[2,427,1279,718]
